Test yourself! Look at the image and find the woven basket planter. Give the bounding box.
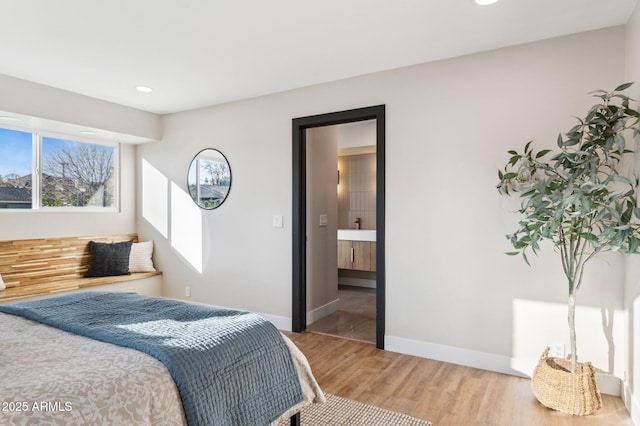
[531,347,602,416]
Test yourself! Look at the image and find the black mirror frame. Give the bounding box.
[187,148,232,210]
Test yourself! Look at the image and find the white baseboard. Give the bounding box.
[596,371,622,397]
[176,298,294,332]
[385,335,622,396]
[623,381,640,424]
[259,312,292,332]
[257,301,341,331]
[306,299,340,325]
[263,299,343,331]
[385,335,527,378]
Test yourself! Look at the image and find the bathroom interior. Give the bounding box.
[305,119,377,344]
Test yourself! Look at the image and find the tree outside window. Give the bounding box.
[42,137,115,208]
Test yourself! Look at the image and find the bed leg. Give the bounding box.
[290,412,300,426]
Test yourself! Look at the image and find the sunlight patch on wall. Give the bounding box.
[141,159,168,238]
[512,298,623,378]
[170,182,203,273]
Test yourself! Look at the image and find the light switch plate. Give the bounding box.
[319,214,328,226]
[272,215,284,228]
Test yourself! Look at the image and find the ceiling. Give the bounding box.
[0,0,637,115]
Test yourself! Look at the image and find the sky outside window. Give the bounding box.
[0,128,32,178]
[42,137,69,162]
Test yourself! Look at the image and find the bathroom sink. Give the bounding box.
[337,229,376,241]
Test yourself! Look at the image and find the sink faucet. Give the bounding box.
[354,217,361,229]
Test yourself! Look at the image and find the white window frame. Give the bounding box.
[0,125,120,212]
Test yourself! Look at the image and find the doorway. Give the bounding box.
[292,105,385,349]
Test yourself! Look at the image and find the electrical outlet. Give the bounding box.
[185,286,191,298]
[550,342,565,358]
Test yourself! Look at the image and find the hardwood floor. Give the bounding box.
[285,331,634,426]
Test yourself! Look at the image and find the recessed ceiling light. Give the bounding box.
[80,130,97,135]
[136,85,153,93]
[475,0,499,5]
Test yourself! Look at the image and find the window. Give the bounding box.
[0,127,118,210]
[42,137,116,208]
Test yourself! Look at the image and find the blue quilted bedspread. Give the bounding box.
[0,292,304,426]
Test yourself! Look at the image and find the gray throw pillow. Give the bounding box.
[85,240,133,277]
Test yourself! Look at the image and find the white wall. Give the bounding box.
[136,25,630,387]
[305,126,339,322]
[624,2,640,422]
[381,26,626,387]
[0,74,160,141]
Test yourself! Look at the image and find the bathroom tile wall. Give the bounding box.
[338,153,376,230]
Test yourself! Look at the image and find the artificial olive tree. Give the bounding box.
[497,83,640,373]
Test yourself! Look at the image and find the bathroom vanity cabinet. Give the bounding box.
[337,240,376,272]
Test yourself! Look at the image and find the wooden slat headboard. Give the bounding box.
[0,234,139,289]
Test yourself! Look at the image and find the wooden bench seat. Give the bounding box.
[0,234,162,303]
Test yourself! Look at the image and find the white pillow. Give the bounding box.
[129,241,156,273]
[0,273,5,291]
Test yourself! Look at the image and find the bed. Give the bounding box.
[0,292,324,425]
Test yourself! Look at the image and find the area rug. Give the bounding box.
[280,393,432,426]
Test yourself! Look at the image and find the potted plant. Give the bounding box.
[496,83,640,415]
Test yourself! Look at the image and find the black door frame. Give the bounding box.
[292,104,385,349]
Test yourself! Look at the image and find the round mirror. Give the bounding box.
[187,148,232,209]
